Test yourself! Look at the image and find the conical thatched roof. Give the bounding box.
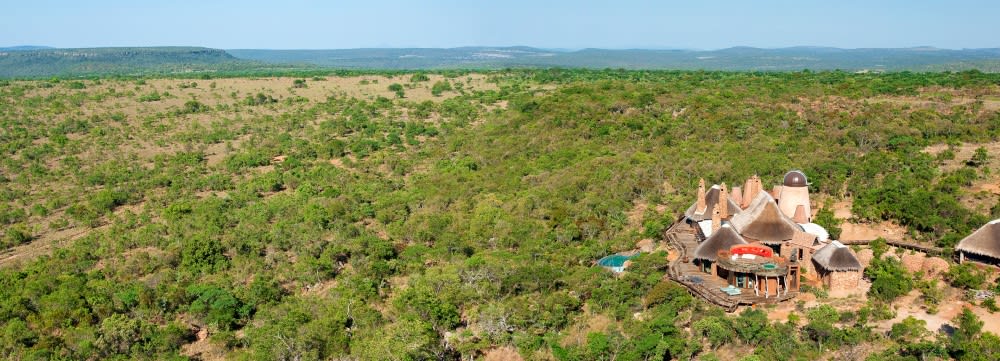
[812,241,862,272]
[692,225,748,262]
[730,191,773,229]
[956,220,1000,260]
[729,192,801,244]
[685,186,742,222]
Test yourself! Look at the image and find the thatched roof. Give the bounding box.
[812,241,862,272]
[693,225,747,262]
[729,192,801,244]
[684,185,742,221]
[730,191,773,229]
[956,220,1000,260]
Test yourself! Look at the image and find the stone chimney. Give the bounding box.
[731,186,743,209]
[719,183,729,219]
[743,174,761,207]
[793,205,808,223]
[696,178,707,213]
[711,205,721,233]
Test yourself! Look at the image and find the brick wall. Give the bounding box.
[823,270,860,292]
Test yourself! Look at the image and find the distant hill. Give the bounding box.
[228,46,1000,72]
[0,47,258,78]
[3,46,1000,78]
[0,45,54,51]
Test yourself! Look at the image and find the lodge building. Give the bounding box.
[670,170,864,307]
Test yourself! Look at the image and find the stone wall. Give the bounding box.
[823,270,860,292]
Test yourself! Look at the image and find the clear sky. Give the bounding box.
[2,0,998,50]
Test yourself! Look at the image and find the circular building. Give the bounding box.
[778,170,811,223]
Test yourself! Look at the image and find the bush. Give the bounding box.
[967,147,989,167]
[813,206,842,240]
[410,73,430,82]
[946,263,988,289]
[431,80,452,96]
[983,297,999,313]
[388,83,405,98]
[866,257,913,302]
[180,236,229,274]
[138,92,161,102]
[90,188,129,213]
[2,225,31,247]
[244,93,277,106]
[186,284,245,330]
[178,100,208,114]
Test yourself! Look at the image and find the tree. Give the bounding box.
[431,81,452,96]
[951,308,982,346]
[95,314,146,357]
[946,263,988,289]
[812,206,842,240]
[2,225,31,248]
[866,257,913,302]
[186,284,245,330]
[388,83,405,98]
[292,79,307,88]
[803,305,839,350]
[692,316,734,348]
[889,316,927,342]
[410,73,430,82]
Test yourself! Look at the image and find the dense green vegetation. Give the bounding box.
[1,70,1000,360]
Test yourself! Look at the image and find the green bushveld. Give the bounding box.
[0,69,999,360]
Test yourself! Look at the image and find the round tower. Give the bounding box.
[778,170,811,222]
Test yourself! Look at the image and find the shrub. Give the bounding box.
[946,263,988,289]
[186,284,245,330]
[813,206,842,240]
[2,225,31,247]
[388,83,405,98]
[966,147,989,167]
[180,236,229,274]
[983,297,999,313]
[244,93,277,106]
[178,100,208,114]
[410,73,430,82]
[90,188,129,213]
[431,80,452,96]
[138,92,161,102]
[866,257,913,302]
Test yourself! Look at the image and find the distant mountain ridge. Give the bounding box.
[0,45,54,51]
[0,46,254,78]
[229,46,1000,71]
[2,45,1000,78]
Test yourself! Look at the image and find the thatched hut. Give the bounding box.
[692,224,748,274]
[812,241,862,292]
[684,185,742,222]
[956,220,1000,265]
[730,192,802,255]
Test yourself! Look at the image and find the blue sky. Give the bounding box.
[2,0,998,49]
